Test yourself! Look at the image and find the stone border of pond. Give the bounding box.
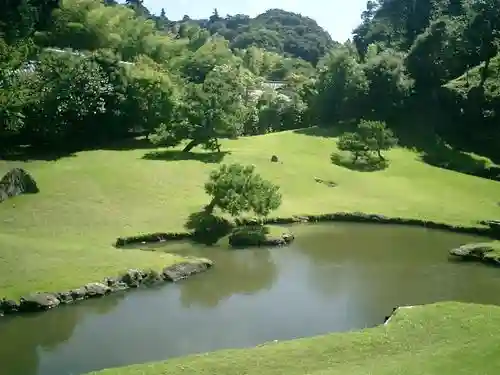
[0,259,213,318]
[449,242,500,266]
[114,212,500,248]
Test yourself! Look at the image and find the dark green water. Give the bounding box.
[1,223,500,375]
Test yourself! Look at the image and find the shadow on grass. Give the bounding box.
[0,137,157,162]
[418,143,500,180]
[99,137,158,151]
[293,122,354,138]
[331,152,388,172]
[185,210,233,245]
[0,147,76,162]
[391,113,499,180]
[142,150,230,164]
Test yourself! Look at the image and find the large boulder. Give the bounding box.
[70,287,87,301]
[19,292,60,312]
[104,277,129,292]
[142,269,164,286]
[84,283,111,298]
[0,299,19,314]
[119,269,146,288]
[55,291,74,304]
[0,168,39,203]
[162,260,213,282]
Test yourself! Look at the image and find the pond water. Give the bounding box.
[2,223,500,375]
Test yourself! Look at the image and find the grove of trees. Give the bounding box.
[1,0,499,179]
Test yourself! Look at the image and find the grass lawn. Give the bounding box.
[88,302,500,375]
[1,128,499,298]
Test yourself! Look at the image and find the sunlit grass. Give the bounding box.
[1,128,499,298]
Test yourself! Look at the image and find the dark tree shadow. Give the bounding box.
[293,123,353,138]
[97,137,158,151]
[330,152,389,172]
[0,147,76,162]
[142,150,230,164]
[0,136,157,162]
[391,112,499,180]
[419,143,500,180]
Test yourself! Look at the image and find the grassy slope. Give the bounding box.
[89,302,500,375]
[1,128,499,298]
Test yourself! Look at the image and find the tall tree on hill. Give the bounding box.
[210,8,221,22]
[405,17,467,92]
[152,65,254,152]
[156,7,169,30]
[125,0,150,18]
[465,0,500,87]
[313,48,369,123]
[363,47,413,118]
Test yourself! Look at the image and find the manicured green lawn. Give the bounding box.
[88,302,500,375]
[1,128,499,298]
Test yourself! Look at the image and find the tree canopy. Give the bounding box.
[1,0,499,174]
[204,164,282,217]
[167,9,335,65]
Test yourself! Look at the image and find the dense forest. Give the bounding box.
[166,8,336,65]
[0,0,499,178]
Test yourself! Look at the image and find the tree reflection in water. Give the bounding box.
[177,246,278,308]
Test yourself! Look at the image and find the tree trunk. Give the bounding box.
[204,197,217,215]
[480,57,491,88]
[377,149,385,161]
[182,139,199,152]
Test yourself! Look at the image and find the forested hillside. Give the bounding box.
[350,0,500,168]
[1,0,499,179]
[164,8,336,65]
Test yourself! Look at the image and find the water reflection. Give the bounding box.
[178,248,277,308]
[0,293,125,375]
[293,223,500,323]
[2,223,500,375]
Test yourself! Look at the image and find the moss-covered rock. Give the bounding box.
[84,283,111,298]
[0,168,39,203]
[0,299,19,315]
[19,292,60,312]
[162,260,213,282]
[229,225,295,248]
[449,242,500,266]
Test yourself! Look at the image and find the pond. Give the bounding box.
[2,223,500,375]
